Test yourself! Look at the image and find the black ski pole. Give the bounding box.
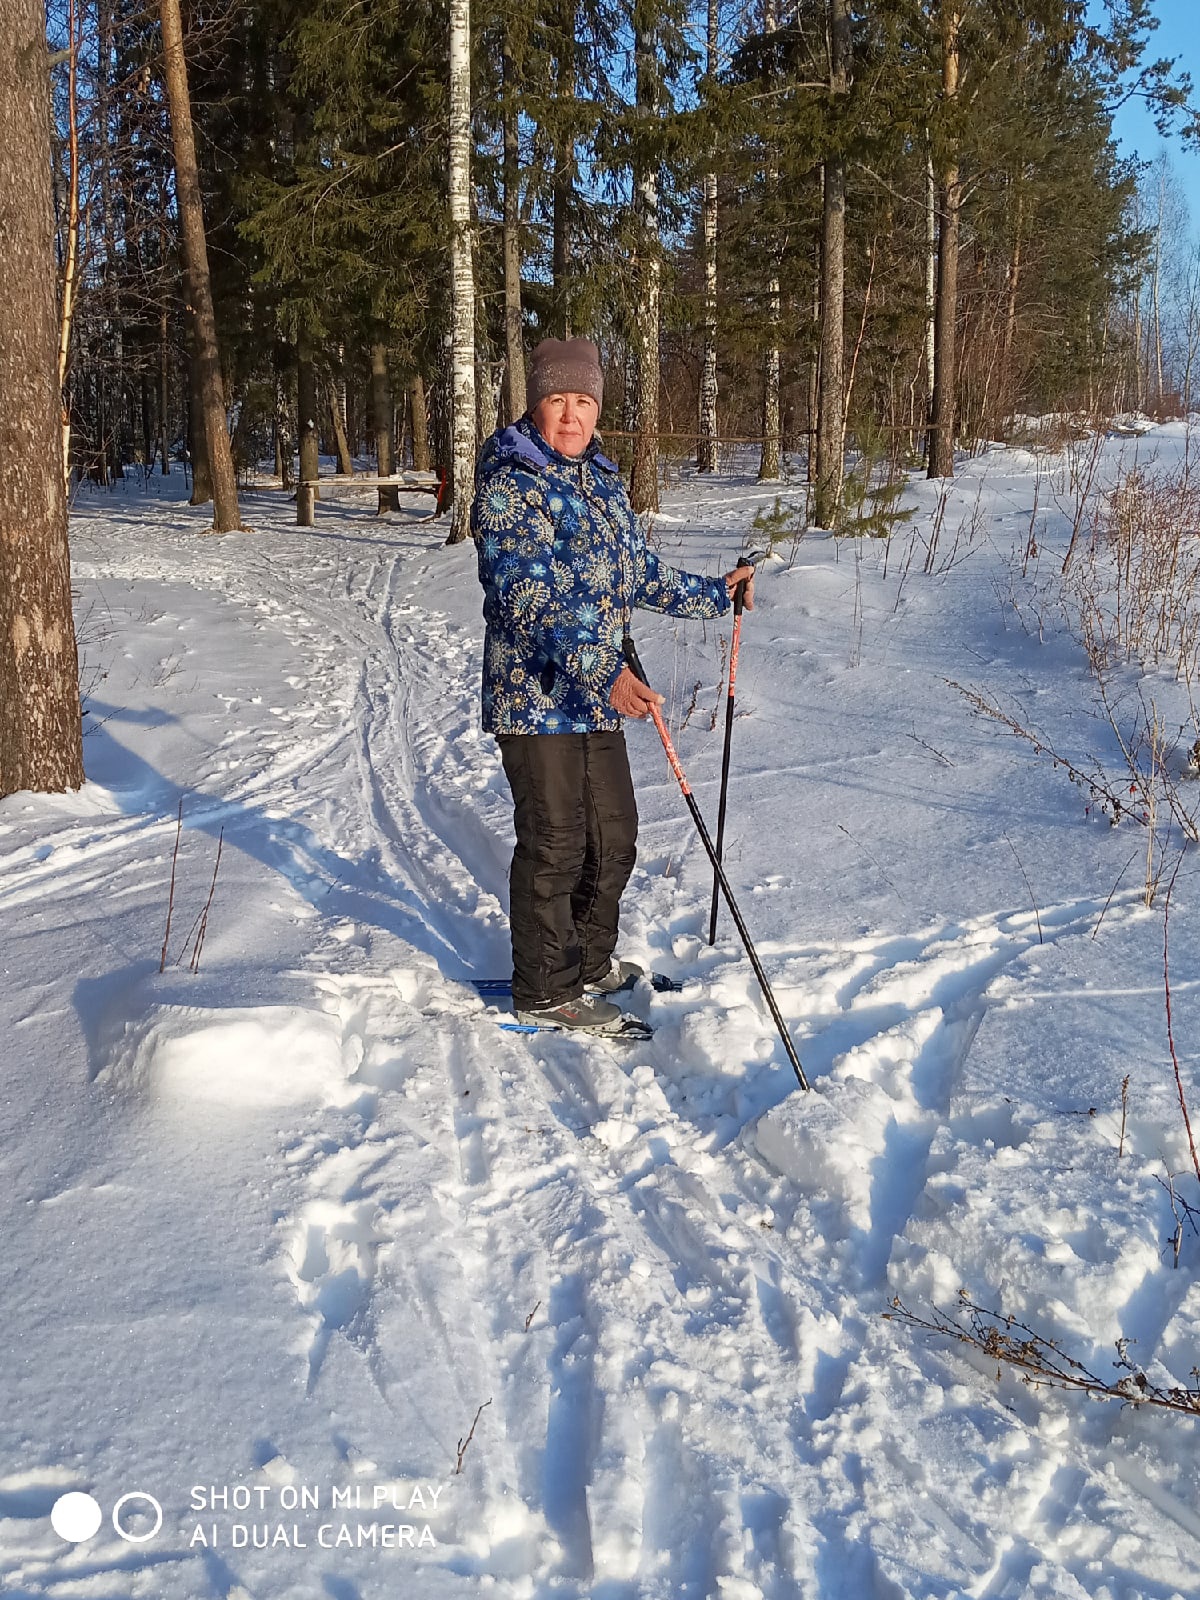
[623,635,809,1092]
[708,550,762,946]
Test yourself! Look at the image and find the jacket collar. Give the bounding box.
[488,415,619,476]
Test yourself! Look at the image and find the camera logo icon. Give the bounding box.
[51,1490,163,1544]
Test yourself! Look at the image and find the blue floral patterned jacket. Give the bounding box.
[471,417,730,735]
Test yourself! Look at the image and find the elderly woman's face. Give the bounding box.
[531,392,599,458]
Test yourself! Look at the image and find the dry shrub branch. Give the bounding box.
[886,1292,1200,1419]
[1063,452,1200,683]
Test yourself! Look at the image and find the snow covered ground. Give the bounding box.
[4,426,1200,1599]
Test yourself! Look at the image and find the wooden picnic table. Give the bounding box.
[296,472,444,526]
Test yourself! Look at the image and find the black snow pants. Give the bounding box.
[497,731,638,1010]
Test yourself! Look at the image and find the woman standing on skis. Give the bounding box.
[472,336,753,1034]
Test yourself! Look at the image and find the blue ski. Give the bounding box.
[471,971,682,997]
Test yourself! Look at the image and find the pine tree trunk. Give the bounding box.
[814,0,850,527]
[371,342,400,511]
[410,375,431,472]
[446,0,477,543]
[0,0,85,796]
[187,315,212,503]
[629,14,660,515]
[57,0,82,491]
[697,0,719,473]
[160,0,240,531]
[502,23,526,422]
[297,327,320,489]
[927,6,961,480]
[329,377,353,475]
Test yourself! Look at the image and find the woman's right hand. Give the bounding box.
[609,665,665,719]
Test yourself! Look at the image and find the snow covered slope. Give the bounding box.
[3,431,1200,1598]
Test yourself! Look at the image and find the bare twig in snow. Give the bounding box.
[1002,831,1042,944]
[454,1399,492,1474]
[189,829,225,974]
[160,799,183,974]
[1163,854,1200,1187]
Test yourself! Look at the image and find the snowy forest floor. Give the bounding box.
[4,427,1200,1599]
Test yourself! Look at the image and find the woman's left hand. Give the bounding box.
[724,564,755,609]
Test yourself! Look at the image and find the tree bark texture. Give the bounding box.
[697,0,718,473]
[502,23,527,422]
[447,0,477,543]
[758,0,781,483]
[57,0,82,489]
[924,149,936,403]
[329,379,353,475]
[927,6,961,480]
[187,314,212,503]
[371,342,400,511]
[410,375,431,472]
[159,308,172,473]
[0,0,85,796]
[160,0,241,530]
[297,327,321,491]
[814,0,850,527]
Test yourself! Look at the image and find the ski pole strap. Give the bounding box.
[622,632,647,681]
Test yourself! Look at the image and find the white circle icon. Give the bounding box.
[50,1492,103,1543]
[112,1491,163,1543]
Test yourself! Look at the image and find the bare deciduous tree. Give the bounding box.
[446,0,477,544]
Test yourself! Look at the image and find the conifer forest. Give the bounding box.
[29,0,1200,521]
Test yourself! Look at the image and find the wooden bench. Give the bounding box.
[296,472,444,526]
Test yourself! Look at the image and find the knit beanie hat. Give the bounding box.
[526,337,604,411]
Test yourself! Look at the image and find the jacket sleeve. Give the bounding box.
[631,535,730,621]
[474,465,625,698]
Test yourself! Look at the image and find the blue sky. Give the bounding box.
[1098,0,1200,230]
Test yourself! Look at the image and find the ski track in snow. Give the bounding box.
[9,487,1199,1599]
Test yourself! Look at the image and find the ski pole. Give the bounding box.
[623,635,809,1092]
[708,549,763,946]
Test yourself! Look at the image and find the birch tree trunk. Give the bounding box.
[927,5,961,480]
[924,149,936,403]
[446,0,476,543]
[814,0,850,527]
[371,342,400,511]
[758,0,782,483]
[697,0,719,473]
[159,308,171,474]
[629,12,660,515]
[1152,210,1164,412]
[1,0,85,795]
[502,22,526,422]
[160,0,241,530]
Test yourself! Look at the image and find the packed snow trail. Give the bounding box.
[3,458,1200,1598]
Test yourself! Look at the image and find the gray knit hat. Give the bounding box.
[526,337,604,411]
